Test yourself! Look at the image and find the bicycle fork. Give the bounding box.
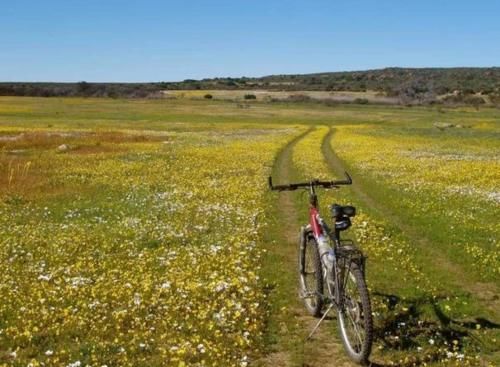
[305,228,345,340]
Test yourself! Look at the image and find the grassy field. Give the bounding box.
[0,97,498,366]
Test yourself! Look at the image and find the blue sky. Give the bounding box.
[1,0,499,82]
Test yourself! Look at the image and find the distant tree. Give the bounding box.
[326,83,337,91]
[396,80,436,105]
[77,81,91,95]
[308,77,320,84]
[480,88,494,95]
[461,87,475,95]
[39,88,54,97]
[0,85,15,96]
[435,85,450,95]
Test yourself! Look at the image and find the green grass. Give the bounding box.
[1,96,499,130]
[1,97,499,366]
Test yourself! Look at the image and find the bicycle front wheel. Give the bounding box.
[337,261,373,364]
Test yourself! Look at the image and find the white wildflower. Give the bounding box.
[133,293,141,306]
[38,274,52,281]
[197,343,206,353]
[214,281,229,292]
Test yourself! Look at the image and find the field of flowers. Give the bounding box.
[292,126,498,365]
[0,123,302,366]
[331,124,499,282]
[0,97,498,366]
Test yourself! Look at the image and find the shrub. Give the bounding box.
[353,98,369,105]
[244,94,256,100]
[287,94,311,102]
[204,94,213,99]
[464,95,485,110]
[322,99,340,107]
[463,95,485,105]
[489,94,500,106]
[443,93,485,108]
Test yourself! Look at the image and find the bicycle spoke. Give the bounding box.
[342,262,352,295]
[345,307,364,349]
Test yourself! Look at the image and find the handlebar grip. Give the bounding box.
[331,171,352,185]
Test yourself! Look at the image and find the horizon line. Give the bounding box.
[1,65,499,84]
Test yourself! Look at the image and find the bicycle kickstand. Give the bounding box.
[306,303,334,341]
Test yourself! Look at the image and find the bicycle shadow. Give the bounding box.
[367,292,500,367]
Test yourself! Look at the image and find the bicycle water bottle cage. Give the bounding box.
[331,204,356,231]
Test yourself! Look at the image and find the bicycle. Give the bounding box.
[268,172,373,365]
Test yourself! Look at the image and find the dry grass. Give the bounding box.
[0,131,167,151]
[0,130,172,199]
[162,89,397,104]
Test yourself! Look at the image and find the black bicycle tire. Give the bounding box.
[337,262,373,365]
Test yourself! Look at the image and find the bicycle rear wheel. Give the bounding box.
[298,233,323,317]
[337,261,373,364]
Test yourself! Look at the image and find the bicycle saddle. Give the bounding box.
[331,204,356,219]
[331,204,356,231]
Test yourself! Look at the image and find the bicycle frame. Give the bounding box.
[307,184,339,244]
[268,173,356,304]
[305,184,343,305]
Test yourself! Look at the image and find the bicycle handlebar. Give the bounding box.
[268,171,352,191]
